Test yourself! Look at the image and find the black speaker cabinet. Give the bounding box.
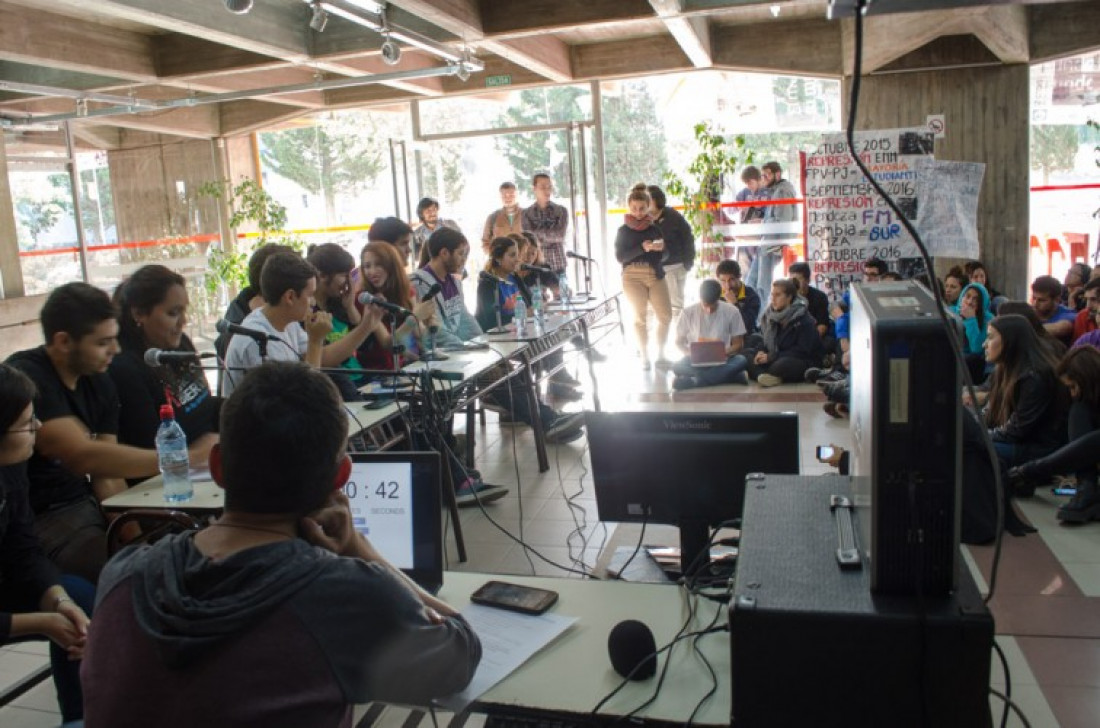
[730,475,993,728]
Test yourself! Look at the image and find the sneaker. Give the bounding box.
[820,368,848,383]
[654,358,674,371]
[547,382,583,401]
[455,480,509,507]
[734,371,750,385]
[545,412,585,441]
[757,373,783,387]
[496,410,523,427]
[546,426,585,444]
[804,367,830,383]
[672,375,697,390]
[551,370,582,387]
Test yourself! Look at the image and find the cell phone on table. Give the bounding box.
[816,445,835,462]
[471,580,559,615]
[1052,487,1076,497]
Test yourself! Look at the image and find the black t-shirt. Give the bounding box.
[0,463,62,637]
[108,334,220,454]
[5,346,120,514]
[804,286,831,332]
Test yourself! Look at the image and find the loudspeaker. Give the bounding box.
[730,475,993,728]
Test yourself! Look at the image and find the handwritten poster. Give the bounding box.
[913,158,984,260]
[803,127,934,300]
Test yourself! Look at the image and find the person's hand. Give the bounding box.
[187,432,218,468]
[650,239,665,252]
[754,350,768,365]
[40,608,88,660]
[300,491,357,556]
[962,389,974,407]
[340,281,358,313]
[305,310,333,342]
[959,296,975,319]
[356,302,383,332]
[412,298,436,323]
[825,445,846,469]
[641,240,654,252]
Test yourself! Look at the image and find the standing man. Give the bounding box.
[745,161,798,300]
[6,283,215,581]
[481,181,524,253]
[522,173,570,277]
[412,198,460,267]
[649,184,695,322]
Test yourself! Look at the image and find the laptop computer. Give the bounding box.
[346,452,444,593]
[689,340,728,367]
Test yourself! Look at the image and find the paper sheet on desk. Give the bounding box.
[436,604,576,712]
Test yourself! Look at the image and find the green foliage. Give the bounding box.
[663,122,752,272]
[48,169,115,244]
[198,179,304,297]
[14,198,63,244]
[495,86,589,192]
[601,82,669,204]
[1030,124,1079,185]
[259,111,387,222]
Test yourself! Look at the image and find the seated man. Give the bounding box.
[1030,274,1076,346]
[743,279,824,387]
[716,259,761,336]
[6,283,215,582]
[670,280,748,390]
[788,262,831,345]
[82,363,481,726]
[222,252,338,396]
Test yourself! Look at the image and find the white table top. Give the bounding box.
[102,474,224,512]
[438,572,730,725]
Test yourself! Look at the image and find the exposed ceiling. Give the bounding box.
[0,0,1096,149]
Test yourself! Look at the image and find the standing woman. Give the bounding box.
[648,184,695,322]
[615,183,672,369]
[982,314,1068,478]
[109,265,220,457]
[358,240,434,369]
[1009,345,1100,523]
[0,363,93,726]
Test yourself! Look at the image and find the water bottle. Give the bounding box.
[513,297,527,336]
[558,272,572,303]
[155,405,193,503]
[531,282,544,326]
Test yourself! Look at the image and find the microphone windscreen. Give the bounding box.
[215,319,230,335]
[608,619,657,680]
[143,349,163,367]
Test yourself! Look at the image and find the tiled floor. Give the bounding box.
[3,342,1098,727]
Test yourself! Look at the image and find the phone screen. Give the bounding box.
[816,446,835,461]
[471,581,559,615]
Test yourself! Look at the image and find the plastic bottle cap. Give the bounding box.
[159,405,175,420]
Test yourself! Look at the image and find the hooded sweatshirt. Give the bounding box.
[951,282,993,356]
[82,533,480,728]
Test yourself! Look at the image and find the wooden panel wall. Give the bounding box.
[846,64,1030,299]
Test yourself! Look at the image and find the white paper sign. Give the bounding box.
[913,158,985,259]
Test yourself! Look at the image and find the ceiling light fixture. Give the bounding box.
[310,2,329,32]
[224,0,254,14]
[379,9,401,66]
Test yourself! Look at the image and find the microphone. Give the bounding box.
[357,290,411,316]
[608,620,658,680]
[566,250,595,263]
[521,263,552,273]
[215,319,275,343]
[419,283,442,302]
[143,349,216,367]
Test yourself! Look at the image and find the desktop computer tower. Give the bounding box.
[730,474,993,728]
[849,281,961,595]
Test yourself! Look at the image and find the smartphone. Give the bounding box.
[1052,487,1077,497]
[470,580,559,615]
[816,445,835,462]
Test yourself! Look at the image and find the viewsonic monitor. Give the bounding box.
[587,411,800,575]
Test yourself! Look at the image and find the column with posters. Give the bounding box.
[803,128,934,301]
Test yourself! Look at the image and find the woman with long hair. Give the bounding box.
[965,260,1005,312]
[1009,345,1100,523]
[0,363,94,725]
[981,314,1068,476]
[109,265,220,457]
[357,240,435,369]
[615,183,672,369]
[996,300,1068,360]
[942,267,967,307]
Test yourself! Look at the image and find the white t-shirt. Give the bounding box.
[222,308,310,396]
[677,300,746,346]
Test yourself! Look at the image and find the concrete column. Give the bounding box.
[0,133,27,298]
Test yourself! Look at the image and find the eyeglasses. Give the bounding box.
[8,415,41,435]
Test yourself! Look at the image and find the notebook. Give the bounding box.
[689,340,728,367]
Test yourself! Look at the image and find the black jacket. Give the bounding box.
[615,222,667,279]
[654,206,695,270]
[989,369,1067,450]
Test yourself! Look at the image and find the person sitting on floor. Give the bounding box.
[0,363,94,727]
[743,279,824,387]
[81,362,481,727]
[716,259,760,337]
[1030,275,1077,347]
[670,280,748,390]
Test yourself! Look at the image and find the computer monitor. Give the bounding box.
[346,452,443,593]
[586,411,800,574]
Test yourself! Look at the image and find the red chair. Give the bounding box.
[1064,232,1089,263]
[1047,238,1066,274]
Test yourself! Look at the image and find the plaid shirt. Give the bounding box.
[522,201,570,273]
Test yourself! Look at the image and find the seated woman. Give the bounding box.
[344,241,429,372]
[981,314,1068,483]
[0,363,94,726]
[109,265,220,465]
[941,267,967,309]
[743,279,824,387]
[1009,345,1100,523]
[951,282,993,383]
[996,300,1067,361]
[965,260,1006,313]
[475,236,584,443]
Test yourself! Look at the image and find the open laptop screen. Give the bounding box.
[346,452,443,593]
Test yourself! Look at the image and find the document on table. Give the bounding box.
[437,604,577,712]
